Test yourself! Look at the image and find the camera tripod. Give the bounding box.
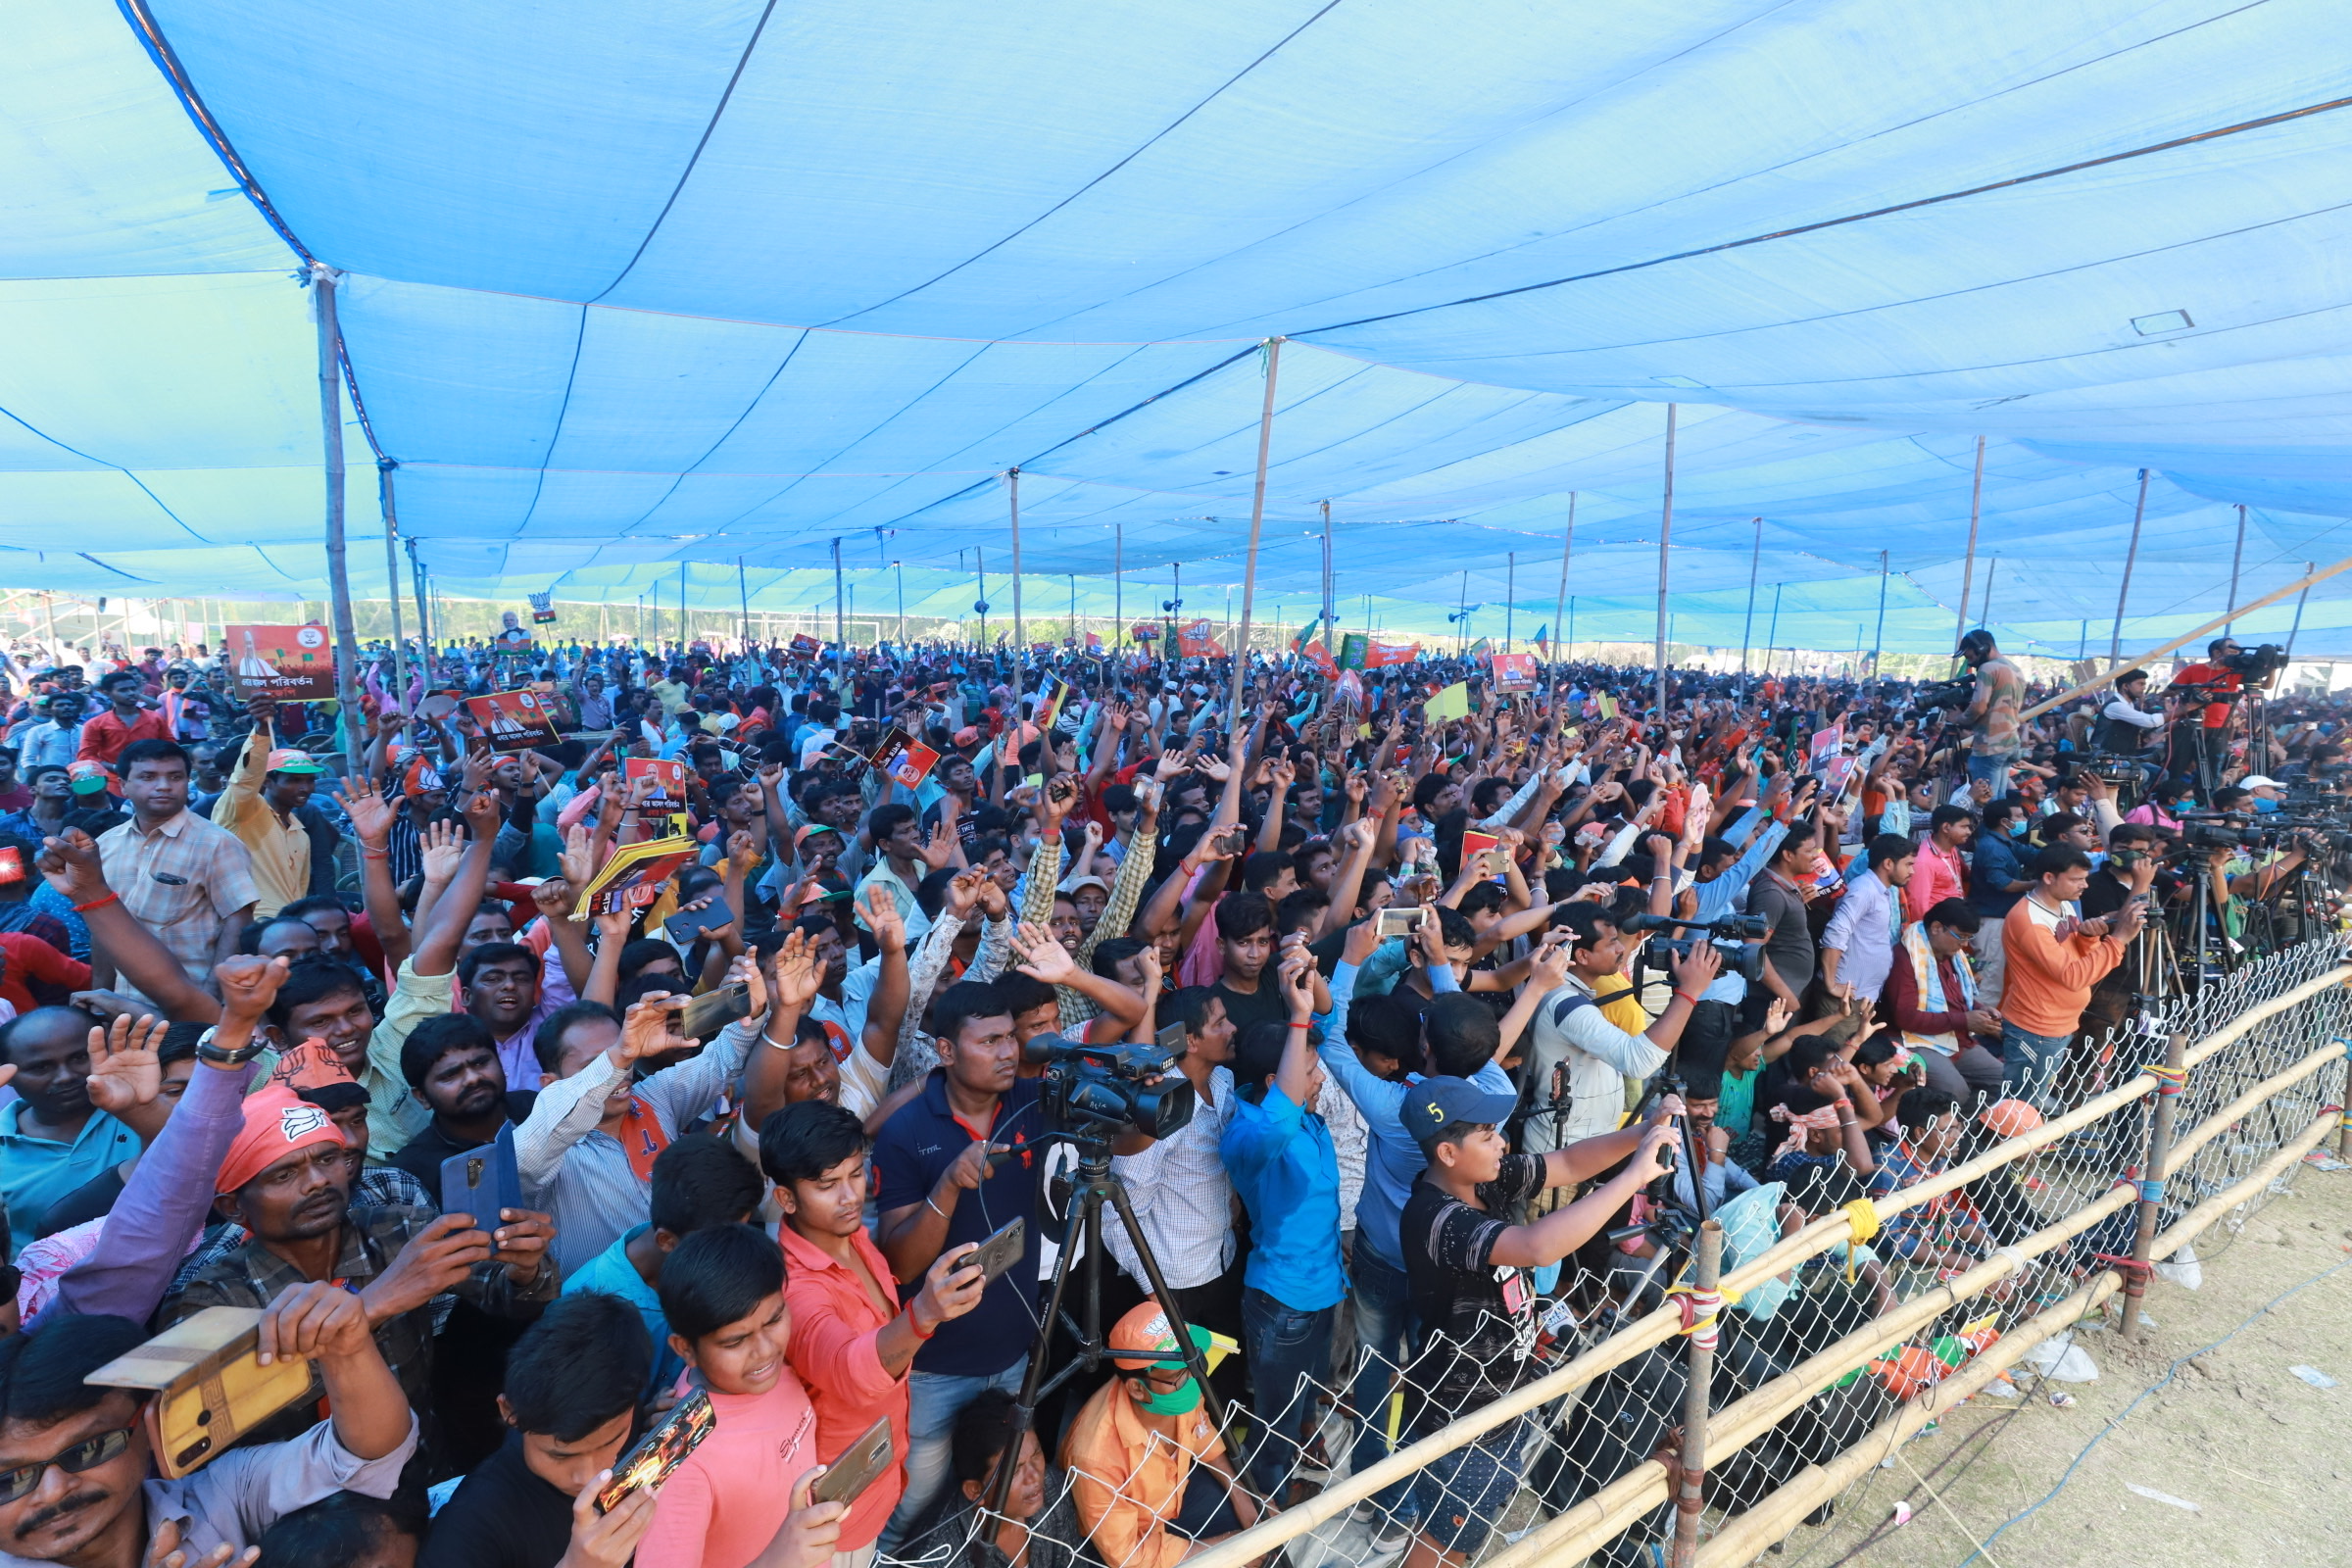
[980,1127,1257,1526]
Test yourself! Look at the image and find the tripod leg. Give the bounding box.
[984,1183,1099,1518]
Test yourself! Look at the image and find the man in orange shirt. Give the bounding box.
[74,670,169,766]
[1996,844,2144,1112]
[1060,1301,1259,1568]
[764,1101,986,1566]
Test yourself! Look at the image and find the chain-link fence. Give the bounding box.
[876,938,2350,1568]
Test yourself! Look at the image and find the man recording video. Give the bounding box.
[2168,636,2273,794]
[1956,629,2025,797]
[2091,668,2169,794]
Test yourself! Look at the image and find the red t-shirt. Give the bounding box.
[2170,663,2240,728]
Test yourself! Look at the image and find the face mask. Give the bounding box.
[2253,797,2278,813]
[1134,1377,1201,1415]
[2006,819,2028,837]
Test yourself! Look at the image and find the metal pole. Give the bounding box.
[1869,549,1889,678]
[896,562,906,647]
[830,539,846,694]
[2285,561,2316,659]
[1982,555,1999,627]
[2121,1031,2187,1337]
[2226,505,2247,634]
[1068,573,1077,646]
[1320,500,1335,637]
[377,462,408,702]
[1738,516,1762,674]
[738,557,751,649]
[1113,523,1123,648]
[1007,472,1024,728]
[1670,1220,1723,1568]
[1654,404,1677,718]
[1454,570,1469,657]
[1765,581,1782,674]
[312,265,364,777]
[1228,337,1285,746]
[2110,467,2150,667]
[1953,435,1985,657]
[976,546,988,649]
[1546,494,1576,666]
[679,560,690,650]
[1504,552,1514,653]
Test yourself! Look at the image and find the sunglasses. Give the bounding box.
[0,1427,135,1504]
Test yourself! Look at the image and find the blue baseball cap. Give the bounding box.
[1402,1076,1517,1150]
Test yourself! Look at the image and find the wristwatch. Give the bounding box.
[193,1025,268,1068]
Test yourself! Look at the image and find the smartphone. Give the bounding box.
[664,896,735,946]
[596,1390,715,1513]
[85,1306,321,1478]
[439,1124,520,1245]
[964,1217,1027,1286]
[811,1417,896,1507]
[1376,906,1426,940]
[678,982,753,1042]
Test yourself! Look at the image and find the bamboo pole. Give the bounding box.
[2153,1105,2340,1261]
[2161,1039,2345,1174]
[1695,1275,2121,1568]
[2110,467,2150,667]
[1670,1222,1720,1568]
[1550,493,1576,665]
[1738,516,1761,673]
[313,265,363,776]
[1654,405,1676,717]
[1952,434,1985,656]
[1228,338,1284,745]
[2180,963,2352,1070]
[377,461,408,701]
[2122,1029,2187,1337]
[2021,559,2352,720]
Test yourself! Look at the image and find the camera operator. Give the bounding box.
[2168,637,2265,794]
[1956,629,2026,797]
[2090,668,2168,793]
[1997,844,2145,1112]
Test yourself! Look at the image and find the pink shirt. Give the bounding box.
[636,1375,819,1568]
[1905,840,1967,924]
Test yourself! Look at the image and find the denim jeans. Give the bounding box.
[1967,752,2016,799]
[2000,1021,2072,1112]
[1240,1287,1336,1494]
[880,1361,1026,1550]
[1344,1245,1417,1519]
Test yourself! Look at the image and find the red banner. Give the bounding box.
[1362,637,1420,669]
[1302,638,1338,676]
[1176,619,1225,659]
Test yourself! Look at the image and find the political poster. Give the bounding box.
[225,624,336,701]
[464,689,562,753]
[1490,651,1540,692]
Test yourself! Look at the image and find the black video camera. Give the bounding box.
[1022,1027,1197,1139]
[1912,674,1976,712]
[2179,811,2253,853]
[1620,911,1768,984]
[2221,642,2289,681]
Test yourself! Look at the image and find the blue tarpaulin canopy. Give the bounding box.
[7,0,2352,654]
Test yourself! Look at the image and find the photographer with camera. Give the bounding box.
[2093,668,2168,766]
[1519,904,1722,1155]
[1996,844,2144,1112]
[2168,636,2272,795]
[1955,629,2026,797]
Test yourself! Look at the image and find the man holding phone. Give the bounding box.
[764,1101,989,1561]
[869,979,1042,1547]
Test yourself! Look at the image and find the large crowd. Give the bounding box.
[0,616,2342,1568]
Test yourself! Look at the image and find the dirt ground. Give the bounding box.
[1756,1156,2352,1568]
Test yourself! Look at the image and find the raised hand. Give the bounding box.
[530,877,578,924]
[83,1012,167,1113]
[358,1214,494,1324]
[616,994,692,1064]
[418,816,468,883]
[33,827,108,906]
[333,776,396,848]
[918,819,958,871]
[1010,920,1077,984]
[214,954,290,1022]
[858,885,906,951]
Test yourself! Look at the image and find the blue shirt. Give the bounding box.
[563,1224,684,1401]
[870,1074,1045,1377]
[1315,962,1512,1270]
[1970,832,2029,917]
[0,1102,140,1252]
[1220,1086,1344,1313]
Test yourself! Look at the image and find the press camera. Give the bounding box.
[1022,1026,1197,1139]
[1621,911,1769,984]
